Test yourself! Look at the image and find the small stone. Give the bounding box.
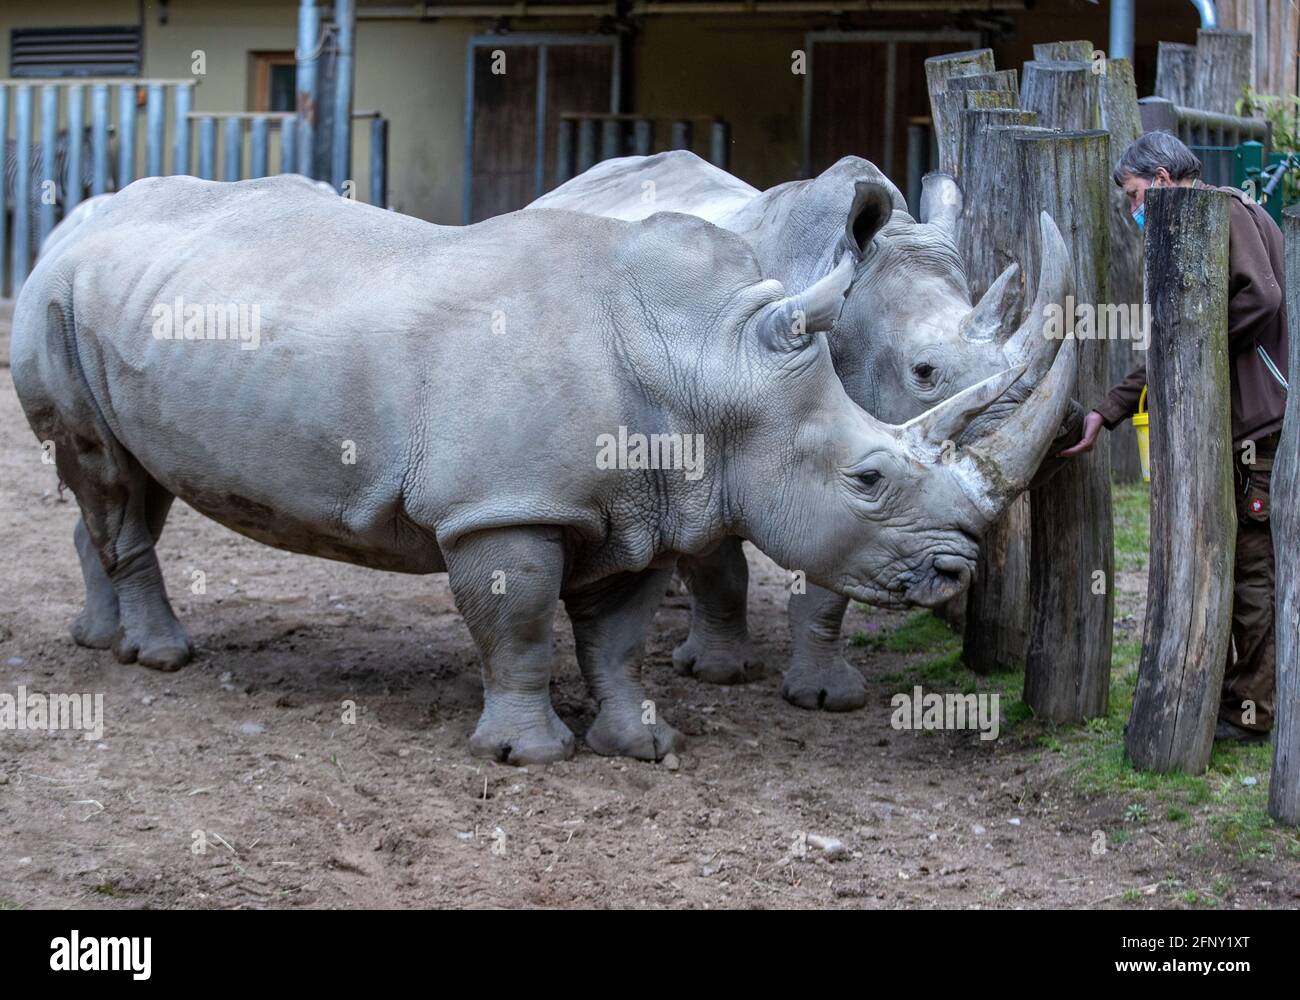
[1008,817,1021,826]
[524,843,542,860]
[218,671,233,683]
[972,824,986,836]
[6,657,24,666]
[807,834,847,860]
[662,753,680,771]
[141,695,155,706]
[238,722,264,735]
[1241,776,1258,786]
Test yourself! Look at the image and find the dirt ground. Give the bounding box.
[0,301,1296,910]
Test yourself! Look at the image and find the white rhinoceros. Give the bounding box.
[531,151,1072,710]
[11,174,1074,764]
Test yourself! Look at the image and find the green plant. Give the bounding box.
[1237,88,1300,207]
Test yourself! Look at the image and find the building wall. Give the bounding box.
[0,0,1210,225]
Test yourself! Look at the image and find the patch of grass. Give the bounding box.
[852,610,959,655]
[1112,482,1151,572]
[92,882,118,896]
[0,899,25,911]
[1121,887,1141,903]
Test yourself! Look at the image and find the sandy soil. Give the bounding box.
[0,300,1295,909]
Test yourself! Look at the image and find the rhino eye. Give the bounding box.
[857,470,884,490]
[913,363,937,381]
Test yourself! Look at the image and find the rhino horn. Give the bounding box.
[1003,212,1073,378]
[919,172,962,239]
[900,363,1028,452]
[959,262,1023,344]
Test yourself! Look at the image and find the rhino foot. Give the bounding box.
[781,655,868,712]
[470,698,576,766]
[672,634,766,685]
[585,702,684,761]
[111,621,193,672]
[70,606,120,650]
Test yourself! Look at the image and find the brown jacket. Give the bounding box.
[1095,183,1290,445]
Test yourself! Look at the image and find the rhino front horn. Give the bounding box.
[1004,211,1073,377]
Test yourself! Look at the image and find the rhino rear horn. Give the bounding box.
[960,263,1023,344]
[920,172,962,239]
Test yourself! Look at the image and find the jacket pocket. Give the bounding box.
[1236,446,1273,523]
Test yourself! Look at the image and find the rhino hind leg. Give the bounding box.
[447,525,575,766]
[70,517,120,649]
[781,585,868,712]
[671,538,766,685]
[565,568,683,762]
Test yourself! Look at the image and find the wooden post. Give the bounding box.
[947,69,1020,104]
[1033,40,1096,62]
[1125,186,1235,774]
[958,112,1038,265]
[1101,57,1145,484]
[1269,206,1300,824]
[1155,42,1197,105]
[1194,29,1253,115]
[1020,60,1102,130]
[924,49,995,175]
[956,117,1048,675]
[1020,129,1115,722]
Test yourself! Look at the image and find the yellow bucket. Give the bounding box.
[1132,385,1150,483]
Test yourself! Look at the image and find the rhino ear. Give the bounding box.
[754,255,854,352]
[844,180,894,258]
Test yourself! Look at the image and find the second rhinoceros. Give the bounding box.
[12,174,1074,764]
[532,151,1073,709]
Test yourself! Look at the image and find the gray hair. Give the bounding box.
[1113,131,1202,185]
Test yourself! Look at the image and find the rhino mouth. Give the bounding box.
[903,553,974,607]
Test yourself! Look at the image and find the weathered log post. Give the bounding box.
[1033,40,1096,62]
[1194,29,1253,115]
[1269,206,1300,824]
[1101,57,1145,484]
[1125,186,1235,774]
[1155,41,1197,105]
[1020,60,1101,130]
[924,49,995,175]
[956,118,1048,674]
[1019,129,1115,722]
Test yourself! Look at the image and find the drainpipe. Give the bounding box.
[1110,0,1135,60]
[331,0,355,192]
[1189,0,1218,28]
[296,0,320,177]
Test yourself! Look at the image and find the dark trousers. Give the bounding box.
[1219,433,1279,732]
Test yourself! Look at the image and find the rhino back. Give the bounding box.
[529,150,758,223]
[14,175,764,574]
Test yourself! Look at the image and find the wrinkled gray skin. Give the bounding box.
[12,174,1075,764]
[532,151,1076,710]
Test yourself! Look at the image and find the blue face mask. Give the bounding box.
[1131,204,1145,230]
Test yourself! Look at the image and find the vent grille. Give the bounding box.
[10,26,143,78]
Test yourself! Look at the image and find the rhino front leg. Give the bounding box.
[565,568,684,761]
[671,537,766,684]
[781,584,868,711]
[445,525,575,765]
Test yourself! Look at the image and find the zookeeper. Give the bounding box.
[1060,130,1290,744]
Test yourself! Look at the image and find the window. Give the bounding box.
[252,52,297,113]
[10,26,143,78]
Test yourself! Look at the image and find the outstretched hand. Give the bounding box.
[1058,410,1105,457]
